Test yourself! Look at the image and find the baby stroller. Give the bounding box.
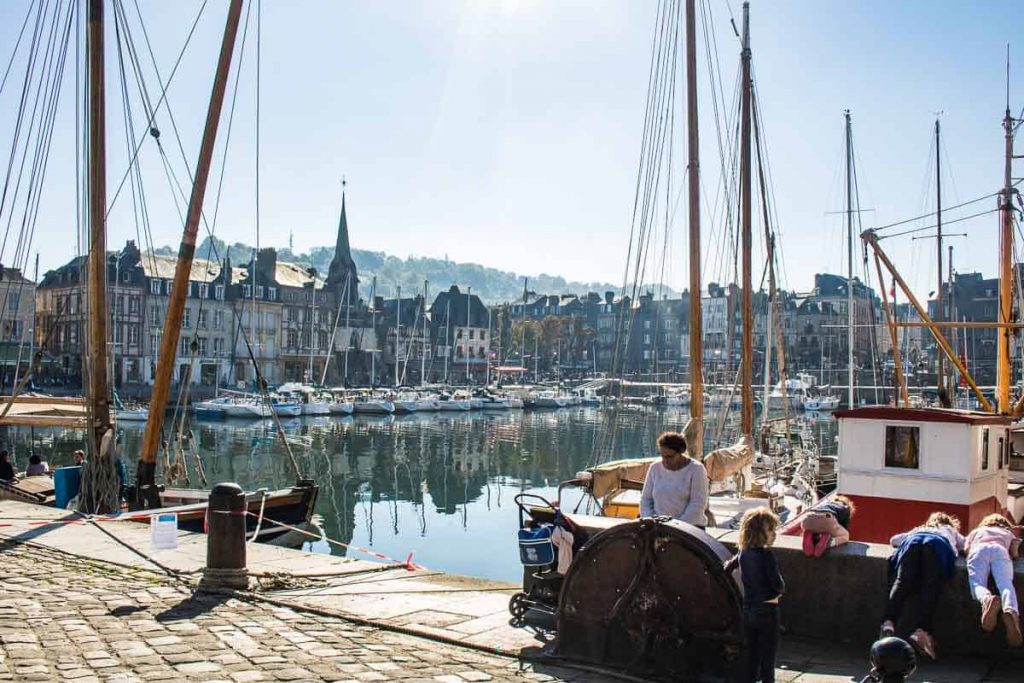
[508,493,585,633]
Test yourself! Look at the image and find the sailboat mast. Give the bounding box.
[444,299,450,384]
[845,110,855,409]
[465,286,471,384]
[739,2,753,437]
[137,0,245,498]
[997,101,1014,413]
[935,118,945,403]
[684,0,703,458]
[308,270,316,383]
[421,280,428,384]
[395,285,401,388]
[86,0,112,458]
[370,275,377,387]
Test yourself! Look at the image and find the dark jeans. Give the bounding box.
[884,542,946,632]
[741,603,779,683]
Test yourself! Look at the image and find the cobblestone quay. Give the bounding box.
[0,541,611,683]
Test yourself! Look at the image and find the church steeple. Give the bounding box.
[325,179,359,305]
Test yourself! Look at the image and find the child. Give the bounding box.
[965,513,1022,646]
[880,512,965,660]
[800,494,855,557]
[724,507,784,683]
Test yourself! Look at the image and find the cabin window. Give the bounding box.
[998,436,1005,470]
[884,425,920,469]
[982,429,990,471]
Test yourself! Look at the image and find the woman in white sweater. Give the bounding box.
[639,431,709,528]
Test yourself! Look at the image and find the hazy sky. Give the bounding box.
[1,0,1021,302]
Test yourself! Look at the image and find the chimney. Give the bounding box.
[605,291,614,305]
[255,248,276,284]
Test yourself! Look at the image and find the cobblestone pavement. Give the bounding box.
[0,540,616,683]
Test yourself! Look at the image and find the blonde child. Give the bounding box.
[965,513,1022,646]
[724,508,784,683]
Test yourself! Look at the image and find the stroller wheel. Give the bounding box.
[508,592,529,627]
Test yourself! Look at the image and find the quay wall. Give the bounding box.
[717,531,1024,659]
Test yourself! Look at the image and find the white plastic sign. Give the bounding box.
[150,512,179,551]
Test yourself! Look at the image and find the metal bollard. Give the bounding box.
[200,482,248,590]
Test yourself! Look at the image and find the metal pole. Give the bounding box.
[395,285,401,388]
[998,104,1014,413]
[465,286,472,384]
[138,0,245,501]
[845,110,855,409]
[739,2,753,437]
[421,280,428,384]
[486,305,492,386]
[343,271,351,383]
[935,118,946,404]
[307,269,316,383]
[370,275,376,387]
[685,0,703,459]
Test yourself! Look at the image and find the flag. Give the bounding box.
[890,278,896,301]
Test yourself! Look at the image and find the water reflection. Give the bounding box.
[1,407,837,582]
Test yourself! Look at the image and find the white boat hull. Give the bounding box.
[273,403,302,417]
[329,401,354,415]
[115,409,149,422]
[353,401,395,414]
[301,401,332,416]
[438,399,472,411]
[393,400,419,414]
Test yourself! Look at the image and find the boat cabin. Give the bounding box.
[835,407,1013,543]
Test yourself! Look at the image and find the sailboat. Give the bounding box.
[556,2,816,530]
[781,73,1024,543]
[0,0,317,539]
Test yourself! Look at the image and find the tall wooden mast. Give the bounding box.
[136,0,246,504]
[685,0,703,458]
[86,0,112,460]
[739,2,753,437]
[845,111,855,409]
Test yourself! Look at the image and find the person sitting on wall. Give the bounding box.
[801,495,856,557]
[0,450,16,482]
[25,454,51,477]
[880,512,965,661]
[639,431,709,529]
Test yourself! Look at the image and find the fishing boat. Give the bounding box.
[0,0,318,541]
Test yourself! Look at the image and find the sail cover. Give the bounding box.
[703,434,754,482]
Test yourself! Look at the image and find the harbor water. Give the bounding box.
[2,406,838,583]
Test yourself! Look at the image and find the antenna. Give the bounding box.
[1007,44,1011,113]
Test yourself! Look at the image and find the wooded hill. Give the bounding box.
[158,236,681,305]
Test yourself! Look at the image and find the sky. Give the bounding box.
[0,0,1021,302]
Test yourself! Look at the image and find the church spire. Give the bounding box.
[326,178,359,304]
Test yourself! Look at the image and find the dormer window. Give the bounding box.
[256,286,264,298]
[215,285,225,300]
[243,285,252,298]
[198,283,209,299]
[268,287,277,301]
[150,280,161,295]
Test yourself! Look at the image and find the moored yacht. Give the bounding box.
[352,390,395,414]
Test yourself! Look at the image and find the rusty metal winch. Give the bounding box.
[556,517,744,681]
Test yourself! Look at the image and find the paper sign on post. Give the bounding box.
[150,512,178,551]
